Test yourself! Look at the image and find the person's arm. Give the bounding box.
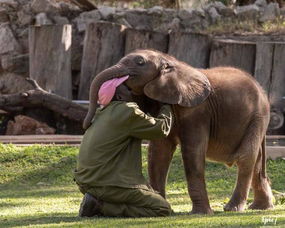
[128,104,173,140]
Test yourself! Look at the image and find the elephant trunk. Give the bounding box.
[83,64,129,129]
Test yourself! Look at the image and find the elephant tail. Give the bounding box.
[261,136,267,178]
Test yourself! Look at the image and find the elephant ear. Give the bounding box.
[144,63,212,107]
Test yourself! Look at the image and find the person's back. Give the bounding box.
[74,77,173,218]
[75,101,149,189]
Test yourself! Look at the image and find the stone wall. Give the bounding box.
[0,0,83,94]
[0,0,284,96]
[76,0,285,33]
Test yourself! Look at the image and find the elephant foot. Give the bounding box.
[249,201,274,210]
[224,201,246,212]
[249,188,274,210]
[191,206,213,215]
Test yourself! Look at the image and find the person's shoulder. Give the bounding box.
[125,102,140,110]
[107,101,142,126]
[125,102,147,118]
[107,101,137,108]
[108,101,139,114]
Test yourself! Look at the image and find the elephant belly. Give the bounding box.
[206,137,242,166]
[205,97,255,165]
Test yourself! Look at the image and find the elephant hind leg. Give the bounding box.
[249,138,274,210]
[224,123,264,212]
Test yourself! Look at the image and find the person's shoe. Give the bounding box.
[79,193,102,217]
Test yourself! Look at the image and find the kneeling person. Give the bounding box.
[74,76,173,217]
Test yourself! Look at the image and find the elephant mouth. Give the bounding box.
[128,74,136,79]
[131,90,143,95]
[123,75,144,96]
[123,82,132,91]
[124,82,142,95]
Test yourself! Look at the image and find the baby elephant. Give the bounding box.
[84,49,274,214]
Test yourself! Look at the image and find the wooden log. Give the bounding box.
[209,39,256,75]
[0,79,87,123]
[125,29,168,54]
[0,90,87,122]
[29,25,72,99]
[269,42,285,107]
[78,22,126,100]
[254,42,274,95]
[168,32,211,68]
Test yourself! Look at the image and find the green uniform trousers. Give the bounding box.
[78,184,172,217]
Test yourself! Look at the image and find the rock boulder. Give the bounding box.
[259,3,280,22]
[6,115,56,135]
[0,23,21,55]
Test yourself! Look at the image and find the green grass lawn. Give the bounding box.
[0,144,285,227]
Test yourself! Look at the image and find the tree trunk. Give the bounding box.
[125,28,168,54]
[29,25,72,99]
[269,43,285,108]
[78,22,127,100]
[168,32,211,68]
[254,42,274,95]
[209,39,256,75]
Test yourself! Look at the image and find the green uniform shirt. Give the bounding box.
[74,101,173,189]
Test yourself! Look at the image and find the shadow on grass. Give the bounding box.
[0,186,78,199]
[1,212,80,228]
[0,201,27,209]
[166,190,231,205]
[1,212,180,228]
[1,156,75,188]
[209,208,285,216]
[2,210,285,228]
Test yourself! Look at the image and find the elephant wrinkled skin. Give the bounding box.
[84,49,274,214]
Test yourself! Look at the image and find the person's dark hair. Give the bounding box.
[112,84,134,102]
[111,92,119,102]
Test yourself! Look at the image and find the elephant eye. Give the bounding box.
[135,56,145,66]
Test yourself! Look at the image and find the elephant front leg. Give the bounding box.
[148,138,177,198]
[181,136,213,214]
